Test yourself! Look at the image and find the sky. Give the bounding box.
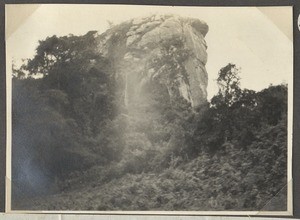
[6,5,293,100]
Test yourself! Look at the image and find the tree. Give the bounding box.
[12,61,27,79]
[26,31,100,76]
[22,31,106,91]
[12,31,121,196]
[213,63,242,108]
[256,84,287,126]
[206,63,242,144]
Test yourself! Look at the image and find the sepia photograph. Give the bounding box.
[5,4,293,214]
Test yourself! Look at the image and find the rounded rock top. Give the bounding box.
[130,14,209,37]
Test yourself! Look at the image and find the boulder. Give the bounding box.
[96,14,209,108]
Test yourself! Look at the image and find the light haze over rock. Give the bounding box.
[96,14,209,108]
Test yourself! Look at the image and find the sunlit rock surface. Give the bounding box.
[96,14,209,108]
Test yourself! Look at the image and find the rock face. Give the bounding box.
[96,14,209,108]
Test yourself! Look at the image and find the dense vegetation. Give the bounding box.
[12,32,287,211]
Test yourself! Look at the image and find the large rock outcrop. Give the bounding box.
[96,14,209,108]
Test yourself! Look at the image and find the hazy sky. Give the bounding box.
[6,5,293,99]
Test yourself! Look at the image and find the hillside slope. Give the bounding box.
[11,15,288,211]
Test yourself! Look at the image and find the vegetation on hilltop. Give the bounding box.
[12,32,287,211]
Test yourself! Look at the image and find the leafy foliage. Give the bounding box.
[12,32,122,198]
[12,31,287,211]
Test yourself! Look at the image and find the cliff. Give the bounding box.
[96,14,209,108]
[12,15,288,212]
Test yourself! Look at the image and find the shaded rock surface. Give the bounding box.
[96,14,209,108]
